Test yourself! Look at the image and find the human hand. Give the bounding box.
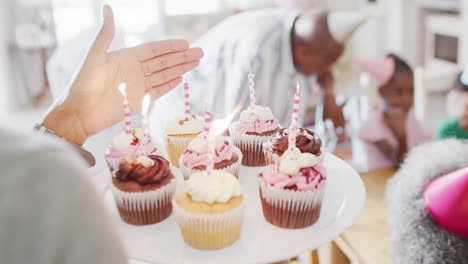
[322,95,346,136]
[44,5,203,145]
[383,110,407,140]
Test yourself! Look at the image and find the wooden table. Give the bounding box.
[319,168,396,264]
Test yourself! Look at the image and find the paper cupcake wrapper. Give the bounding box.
[172,197,245,250]
[178,146,243,180]
[258,177,325,229]
[262,144,326,166]
[229,123,274,167]
[166,134,200,168]
[111,177,177,225]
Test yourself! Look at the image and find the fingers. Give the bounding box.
[144,60,200,90]
[147,77,183,100]
[141,48,204,75]
[89,5,115,55]
[133,39,190,62]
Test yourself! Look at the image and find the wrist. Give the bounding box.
[42,101,88,145]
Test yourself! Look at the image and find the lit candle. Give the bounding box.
[184,82,191,115]
[118,83,132,134]
[203,103,214,176]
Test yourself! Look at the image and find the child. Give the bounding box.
[356,54,430,170]
[437,70,468,140]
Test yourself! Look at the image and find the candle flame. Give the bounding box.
[118,83,127,97]
[211,104,242,136]
[141,94,151,117]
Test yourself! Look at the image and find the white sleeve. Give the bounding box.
[1,145,127,264]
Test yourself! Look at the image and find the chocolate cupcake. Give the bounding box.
[229,105,279,167]
[263,128,323,165]
[111,155,176,225]
[179,135,242,179]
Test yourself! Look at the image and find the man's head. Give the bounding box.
[291,9,365,76]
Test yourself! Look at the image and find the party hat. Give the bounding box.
[423,166,468,237]
[328,11,367,44]
[355,57,395,86]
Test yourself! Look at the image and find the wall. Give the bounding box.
[0,0,13,114]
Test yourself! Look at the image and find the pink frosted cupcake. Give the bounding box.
[258,150,326,229]
[229,105,279,166]
[179,135,242,179]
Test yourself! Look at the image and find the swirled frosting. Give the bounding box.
[264,128,322,156]
[165,114,204,135]
[236,105,278,134]
[115,155,172,185]
[184,170,242,204]
[106,128,156,159]
[182,136,234,168]
[260,152,326,191]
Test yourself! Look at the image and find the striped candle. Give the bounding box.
[288,82,301,158]
[184,82,190,115]
[118,83,132,134]
[140,94,151,156]
[248,74,256,107]
[203,103,214,176]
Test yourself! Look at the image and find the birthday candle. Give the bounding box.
[140,94,151,156]
[203,103,214,176]
[288,82,301,158]
[118,83,132,134]
[184,82,190,115]
[248,74,256,107]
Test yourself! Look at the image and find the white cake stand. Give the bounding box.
[104,153,366,264]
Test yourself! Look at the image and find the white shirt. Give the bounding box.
[0,128,127,264]
[151,9,316,138]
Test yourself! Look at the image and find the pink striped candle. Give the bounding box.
[288,82,301,159]
[118,83,132,134]
[184,82,190,115]
[140,94,151,156]
[203,103,214,176]
[248,74,256,107]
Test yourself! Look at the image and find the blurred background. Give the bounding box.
[0,0,464,165]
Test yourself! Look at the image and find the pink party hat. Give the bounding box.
[423,166,468,237]
[355,57,395,86]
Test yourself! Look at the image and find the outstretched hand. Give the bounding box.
[44,5,204,145]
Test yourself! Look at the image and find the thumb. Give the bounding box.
[90,5,115,55]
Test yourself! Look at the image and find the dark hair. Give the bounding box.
[386,53,413,82]
[454,71,468,92]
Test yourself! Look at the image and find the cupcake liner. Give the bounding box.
[179,146,243,180]
[229,123,274,167]
[258,177,325,229]
[166,134,200,167]
[172,197,245,250]
[262,145,327,166]
[111,176,177,225]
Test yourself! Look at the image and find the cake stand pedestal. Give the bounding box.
[104,153,366,264]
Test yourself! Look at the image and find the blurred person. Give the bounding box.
[437,70,468,140]
[0,5,203,263]
[151,8,366,138]
[357,54,430,170]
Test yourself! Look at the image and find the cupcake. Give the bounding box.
[229,105,279,166]
[179,135,242,179]
[111,154,176,225]
[173,170,244,250]
[263,128,324,165]
[258,150,326,229]
[105,128,175,225]
[105,128,157,172]
[165,114,203,167]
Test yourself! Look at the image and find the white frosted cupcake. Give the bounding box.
[165,114,203,167]
[258,150,326,229]
[173,170,245,250]
[179,135,242,179]
[229,105,279,167]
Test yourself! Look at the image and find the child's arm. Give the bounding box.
[373,139,399,166]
